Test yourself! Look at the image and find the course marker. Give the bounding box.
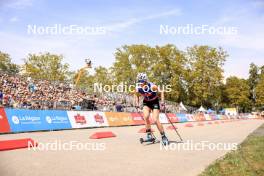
[197,122,204,126]
[166,125,178,130]
[90,131,116,139]
[185,123,194,127]
[0,138,37,151]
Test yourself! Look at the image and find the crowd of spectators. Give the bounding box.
[0,73,86,110]
[0,72,182,113]
[0,73,136,111]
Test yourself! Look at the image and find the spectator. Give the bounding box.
[115,102,123,112]
[0,90,3,105]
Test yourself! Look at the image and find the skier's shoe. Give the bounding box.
[146,132,155,142]
[147,132,152,140]
[161,135,169,146]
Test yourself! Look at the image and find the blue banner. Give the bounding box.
[176,113,188,122]
[5,109,72,132]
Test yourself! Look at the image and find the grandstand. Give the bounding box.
[0,72,190,113]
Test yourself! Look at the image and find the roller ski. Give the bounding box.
[139,129,157,144]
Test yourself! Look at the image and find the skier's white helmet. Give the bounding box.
[137,72,148,83]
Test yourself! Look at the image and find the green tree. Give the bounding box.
[112,44,186,101]
[217,83,229,110]
[73,66,113,94]
[93,66,113,94]
[23,52,69,81]
[0,51,19,74]
[112,45,155,85]
[185,45,227,108]
[248,63,259,109]
[152,44,186,102]
[256,74,264,109]
[94,66,112,86]
[225,76,251,112]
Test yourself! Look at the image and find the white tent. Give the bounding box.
[179,102,187,111]
[198,106,206,112]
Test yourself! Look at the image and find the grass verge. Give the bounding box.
[200,123,264,176]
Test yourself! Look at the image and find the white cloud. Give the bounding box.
[106,9,182,32]
[4,0,33,9]
[212,5,264,51]
[9,17,19,22]
[209,4,264,79]
[252,0,264,9]
[219,34,264,50]
[0,31,68,64]
[0,31,115,70]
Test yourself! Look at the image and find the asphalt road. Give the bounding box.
[0,119,263,176]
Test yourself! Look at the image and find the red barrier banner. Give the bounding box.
[105,112,134,126]
[0,108,11,133]
[166,113,179,123]
[131,113,158,125]
[131,113,145,125]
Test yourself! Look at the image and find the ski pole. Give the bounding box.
[164,105,183,142]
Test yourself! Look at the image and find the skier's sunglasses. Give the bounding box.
[138,80,147,84]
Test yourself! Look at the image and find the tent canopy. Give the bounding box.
[198,106,206,112]
[179,102,187,111]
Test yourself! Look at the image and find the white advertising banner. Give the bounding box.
[159,113,169,124]
[204,114,211,121]
[67,111,108,128]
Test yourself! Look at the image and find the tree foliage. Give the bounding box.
[94,66,112,86]
[225,76,251,112]
[256,74,264,109]
[112,44,187,101]
[23,53,69,81]
[0,51,19,74]
[248,63,259,107]
[185,46,227,107]
[1,44,264,112]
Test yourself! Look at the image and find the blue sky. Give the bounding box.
[0,0,263,78]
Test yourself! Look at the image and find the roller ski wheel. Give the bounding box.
[150,137,156,144]
[139,137,156,144]
[139,138,144,144]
